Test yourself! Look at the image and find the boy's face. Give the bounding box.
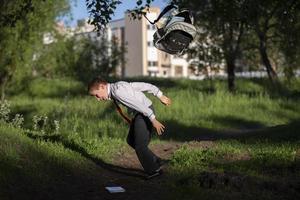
[90,84,108,101]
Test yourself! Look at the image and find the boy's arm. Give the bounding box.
[130,82,171,106]
[151,118,165,135]
[115,91,166,135]
[130,82,163,98]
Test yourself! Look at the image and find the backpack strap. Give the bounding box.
[112,97,132,124]
[143,4,177,25]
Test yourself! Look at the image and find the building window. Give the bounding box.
[148,71,158,77]
[147,24,156,30]
[164,53,169,60]
[147,41,154,47]
[175,65,183,77]
[148,61,158,66]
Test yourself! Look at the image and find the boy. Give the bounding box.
[88,77,171,179]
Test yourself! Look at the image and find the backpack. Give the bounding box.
[144,4,197,55]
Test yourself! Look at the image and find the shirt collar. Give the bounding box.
[107,83,111,100]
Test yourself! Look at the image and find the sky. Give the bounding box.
[64,0,169,27]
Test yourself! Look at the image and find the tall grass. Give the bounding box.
[1,76,300,200]
[7,77,300,141]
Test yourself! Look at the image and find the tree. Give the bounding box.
[72,33,126,83]
[176,0,300,89]
[0,0,70,99]
[33,33,81,78]
[243,0,300,84]
[0,0,35,27]
[1,0,157,33]
[85,0,155,33]
[277,1,300,83]
[188,30,224,80]
[175,0,246,91]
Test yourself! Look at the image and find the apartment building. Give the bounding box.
[109,7,191,78]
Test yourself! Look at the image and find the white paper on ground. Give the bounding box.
[105,186,126,193]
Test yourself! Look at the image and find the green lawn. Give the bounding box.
[1,77,300,199]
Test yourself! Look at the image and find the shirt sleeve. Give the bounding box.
[114,89,156,121]
[130,82,163,98]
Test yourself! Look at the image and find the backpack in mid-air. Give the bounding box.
[144,4,197,55]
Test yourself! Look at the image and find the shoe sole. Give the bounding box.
[146,169,163,180]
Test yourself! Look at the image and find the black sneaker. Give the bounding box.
[146,168,163,180]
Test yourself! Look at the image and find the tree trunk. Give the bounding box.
[226,58,236,92]
[259,39,278,84]
[0,69,13,101]
[223,23,244,93]
[0,79,7,101]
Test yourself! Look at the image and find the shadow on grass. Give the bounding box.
[1,128,149,200]
[210,116,266,130]
[0,149,115,200]
[236,78,300,100]
[171,167,300,200]
[161,118,300,142]
[24,131,147,179]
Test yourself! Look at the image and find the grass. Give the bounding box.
[168,139,300,200]
[171,139,299,178]
[1,76,300,199]
[0,121,125,199]
[0,122,97,199]
[8,77,300,138]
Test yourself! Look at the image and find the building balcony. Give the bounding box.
[148,66,159,72]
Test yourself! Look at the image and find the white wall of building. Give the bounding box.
[170,55,189,77]
[146,12,159,76]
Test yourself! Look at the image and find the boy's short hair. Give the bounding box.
[88,76,107,93]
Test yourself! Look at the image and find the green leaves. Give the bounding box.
[85,0,122,32]
[85,0,155,33]
[0,0,70,98]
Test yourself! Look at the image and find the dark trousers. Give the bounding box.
[126,106,160,174]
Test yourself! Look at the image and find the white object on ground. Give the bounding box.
[105,186,126,193]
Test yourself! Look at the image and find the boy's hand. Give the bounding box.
[159,95,171,106]
[151,119,165,135]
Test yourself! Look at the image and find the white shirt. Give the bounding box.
[108,81,163,121]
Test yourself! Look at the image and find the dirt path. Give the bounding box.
[84,141,216,200]
[19,132,186,200]
[21,127,272,200]
[69,142,182,200]
[8,130,299,200]
[114,142,182,169]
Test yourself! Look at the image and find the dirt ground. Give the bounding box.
[4,138,299,200]
[3,142,183,200]
[82,141,219,200]
[95,142,183,200]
